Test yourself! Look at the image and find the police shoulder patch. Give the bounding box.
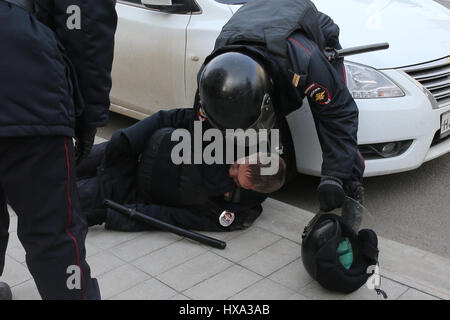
[305,83,331,105]
[197,107,208,122]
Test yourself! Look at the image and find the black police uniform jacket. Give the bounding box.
[0,0,117,137]
[202,0,365,182]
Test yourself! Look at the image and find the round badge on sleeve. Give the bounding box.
[305,83,331,105]
[219,211,235,227]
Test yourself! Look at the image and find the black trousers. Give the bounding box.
[0,136,100,300]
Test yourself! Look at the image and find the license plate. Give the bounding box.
[441,111,450,139]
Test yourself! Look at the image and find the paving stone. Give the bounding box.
[132,240,207,276]
[255,199,313,244]
[1,256,32,287]
[170,293,191,300]
[88,251,126,278]
[342,277,409,300]
[7,215,17,233]
[214,227,281,263]
[7,244,26,264]
[6,231,21,249]
[111,278,177,300]
[157,252,233,292]
[397,288,441,300]
[10,279,41,300]
[229,278,295,300]
[299,281,346,300]
[287,293,311,300]
[86,229,141,250]
[183,265,262,300]
[268,258,314,292]
[7,205,15,217]
[97,264,151,300]
[194,229,249,244]
[110,232,181,262]
[85,241,103,258]
[379,237,450,299]
[239,239,301,277]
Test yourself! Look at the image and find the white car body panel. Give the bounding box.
[185,1,234,108]
[110,2,191,118]
[229,0,450,69]
[110,0,450,177]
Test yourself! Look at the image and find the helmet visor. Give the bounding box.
[201,94,276,132]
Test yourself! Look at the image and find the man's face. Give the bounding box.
[229,162,254,190]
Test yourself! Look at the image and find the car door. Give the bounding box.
[110,0,193,119]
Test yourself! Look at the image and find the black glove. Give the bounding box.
[75,126,97,166]
[103,132,132,168]
[317,176,345,212]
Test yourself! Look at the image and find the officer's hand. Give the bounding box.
[103,132,131,168]
[317,176,345,212]
[75,126,97,166]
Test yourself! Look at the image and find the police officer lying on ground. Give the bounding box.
[197,0,366,216]
[77,124,286,232]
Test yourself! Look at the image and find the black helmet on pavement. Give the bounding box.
[301,213,386,296]
[198,52,275,131]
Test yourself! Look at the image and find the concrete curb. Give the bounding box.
[263,198,449,300]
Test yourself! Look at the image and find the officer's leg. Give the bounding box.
[3,136,100,300]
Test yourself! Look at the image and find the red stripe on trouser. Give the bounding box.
[63,137,87,300]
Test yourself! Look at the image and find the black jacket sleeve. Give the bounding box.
[51,0,118,129]
[305,47,365,181]
[119,108,196,156]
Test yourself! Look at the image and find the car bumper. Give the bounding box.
[287,69,450,177]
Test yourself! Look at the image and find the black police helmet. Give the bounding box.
[301,214,380,294]
[199,52,273,130]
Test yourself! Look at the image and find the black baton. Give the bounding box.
[329,42,389,60]
[104,200,227,250]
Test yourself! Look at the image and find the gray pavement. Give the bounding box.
[3,136,448,300]
[3,196,448,300]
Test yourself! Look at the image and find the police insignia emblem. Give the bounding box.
[219,211,235,227]
[198,107,208,122]
[305,83,331,105]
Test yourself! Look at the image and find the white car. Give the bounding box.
[110,0,450,177]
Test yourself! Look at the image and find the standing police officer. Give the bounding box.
[0,0,117,299]
[197,0,366,213]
